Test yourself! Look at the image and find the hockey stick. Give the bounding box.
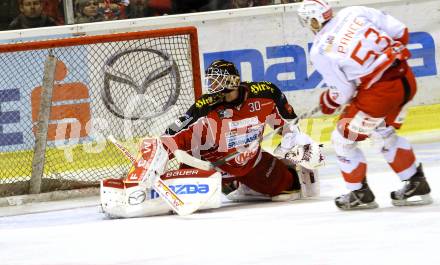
[174,105,322,171]
[174,150,213,171]
[106,135,198,216]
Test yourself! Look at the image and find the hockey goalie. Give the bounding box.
[100,137,223,218]
[101,59,324,218]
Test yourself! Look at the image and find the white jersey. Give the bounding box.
[310,6,408,105]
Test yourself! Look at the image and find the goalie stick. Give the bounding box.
[174,106,323,171]
[106,135,200,216]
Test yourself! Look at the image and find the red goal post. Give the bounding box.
[0,26,202,197]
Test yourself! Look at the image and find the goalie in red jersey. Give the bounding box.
[161,59,324,202]
[100,59,324,218]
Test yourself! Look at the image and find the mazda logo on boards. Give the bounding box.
[101,48,182,120]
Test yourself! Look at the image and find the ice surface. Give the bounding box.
[1,142,439,265]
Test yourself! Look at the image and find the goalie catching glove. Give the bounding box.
[320,88,340,115]
[274,128,324,170]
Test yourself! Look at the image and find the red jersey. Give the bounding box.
[161,81,297,176]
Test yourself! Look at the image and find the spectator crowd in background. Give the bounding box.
[0,0,303,31]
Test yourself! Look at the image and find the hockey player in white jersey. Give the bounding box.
[297,0,432,210]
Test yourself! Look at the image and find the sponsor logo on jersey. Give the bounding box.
[250,82,274,94]
[226,127,262,149]
[228,117,259,129]
[196,94,223,109]
[217,109,233,119]
[234,147,259,165]
[150,184,209,199]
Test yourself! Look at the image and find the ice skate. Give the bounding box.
[335,181,378,210]
[271,189,301,202]
[226,184,301,202]
[391,164,433,206]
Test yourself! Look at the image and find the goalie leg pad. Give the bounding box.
[160,169,222,213]
[100,179,170,218]
[101,169,222,218]
[297,165,320,198]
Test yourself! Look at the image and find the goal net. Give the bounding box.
[0,27,201,197]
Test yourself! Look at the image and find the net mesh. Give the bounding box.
[0,29,199,197]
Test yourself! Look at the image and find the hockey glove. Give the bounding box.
[386,41,410,61]
[319,89,340,115]
[274,132,324,170]
[275,131,313,155]
[285,143,325,170]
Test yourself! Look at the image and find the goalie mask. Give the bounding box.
[297,0,333,34]
[204,60,241,94]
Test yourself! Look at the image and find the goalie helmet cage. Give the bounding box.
[0,26,202,197]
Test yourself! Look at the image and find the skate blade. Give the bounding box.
[271,192,301,202]
[392,194,433,206]
[337,201,379,211]
[226,194,271,202]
